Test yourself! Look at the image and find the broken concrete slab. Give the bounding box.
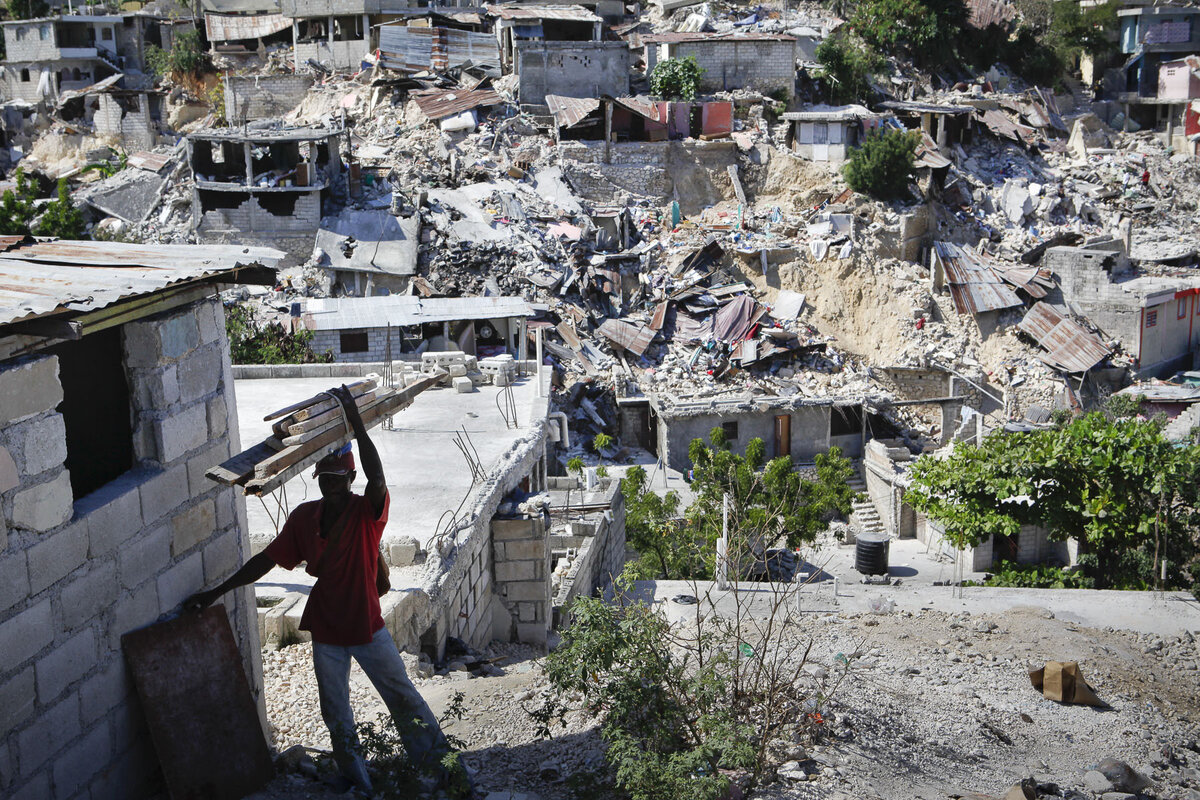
[313,209,421,276]
[77,168,166,224]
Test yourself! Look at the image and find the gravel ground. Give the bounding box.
[248,603,1200,800]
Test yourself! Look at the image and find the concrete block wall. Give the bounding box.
[0,296,262,800]
[550,482,626,626]
[310,327,405,363]
[515,41,630,106]
[224,75,314,123]
[93,94,155,152]
[878,367,951,401]
[491,514,551,646]
[670,40,795,98]
[1044,246,1140,345]
[197,191,321,235]
[559,140,738,208]
[4,22,58,61]
[3,65,49,103]
[295,38,370,71]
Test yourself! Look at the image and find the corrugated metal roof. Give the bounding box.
[612,95,665,122]
[0,241,284,327]
[644,30,795,42]
[379,25,499,72]
[881,100,974,116]
[597,318,656,356]
[913,131,951,169]
[411,87,502,120]
[205,12,291,41]
[56,73,124,105]
[934,241,1023,315]
[487,4,600,22]
[1019,302,1111,373]
[307,295,532,329]
[546,95,600,127]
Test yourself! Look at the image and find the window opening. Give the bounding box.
[721,420,739,441]
[340,331,369,353]
[1146,309,1158,328]
[830,405,864,436]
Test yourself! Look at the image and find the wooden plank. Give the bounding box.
[262,379,375,422]
[121,606,273,800]
[556,321,582,351]
[284,390,380,435]
[281,389,397,446]
[205,441,281,486]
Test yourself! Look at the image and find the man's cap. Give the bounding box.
[313,445,355,477]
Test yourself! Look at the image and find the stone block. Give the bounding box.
[388,535,421,566]
[0,666,35,737]
[0,550,29,615]
[36,627,96,702]
[156,551,203,613]
[133,364,179,409]
[177,345,223,405]
[17,693,78,777]
[158,309,201,361]
[52,719,111,798]
[82,472,145,558]
[503,581,547,603]
[491,517,538,540]
[518,602,536,622]
[171,499,216,558]
[515,622,547,646]
[0,355,62,425]
[448,363,468,378]
[139,464,189,525]
[27,519,88,594]
[203,527,242,584]
[198,299,223,346]
[453,376,474,393]
[503,539,547,562]
[207,394,229,440]
[15,413,67,476]
[60,561,117,631]
[80,660,127,726]
[11,470,74,534]
[156,403,209,464]
[494,560,536,582]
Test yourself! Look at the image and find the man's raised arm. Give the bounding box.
[329,384,386,516]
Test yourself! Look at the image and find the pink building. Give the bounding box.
[1158,55,1200,100]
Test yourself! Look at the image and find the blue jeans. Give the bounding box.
[312,626,449,791]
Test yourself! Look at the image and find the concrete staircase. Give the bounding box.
[847,472,884,541]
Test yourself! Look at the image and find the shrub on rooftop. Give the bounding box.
[650,55,705,101]
[841,128,920,201]
[815,31,884,105]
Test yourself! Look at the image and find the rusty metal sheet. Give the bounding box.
[411,88,502,120]
[712,294,763,343]
[487,4,600,22]
[612,95,665,123]
[122,606,274,800]
[650,299,669,331]
[913,131,950,169]
[935,241,1023,314]
[380,26,499,72]
[127,151,173,172]
[205,12,291,42]
[1019,302,1111,373]
[977,108,1039,146]
[546,95,601,128]
[598,318,656,356]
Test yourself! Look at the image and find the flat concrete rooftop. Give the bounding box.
[233,372,545,592]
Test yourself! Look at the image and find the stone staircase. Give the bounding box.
[847,471,885,542]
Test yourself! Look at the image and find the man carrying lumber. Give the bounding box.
[186,385,463,796]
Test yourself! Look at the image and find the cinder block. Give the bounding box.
[187,442,229,498]
[0,355,62,424]
[198,299,223,346]
[207,394,229,440]
[156,403,209,464]
[494,560,535,582]
[11,469,74,534]
[453,376,474,393]
[17,692,78,777]
[514,622,547,646]
[0,550,29,616]
[491,517,538,540]
[171,499,216,558]
[0,666,35,738]
[139,464,189,525]
[110,584,158,649]
[503,581,547,603]
[122,318,161,369]
[52,719,111,798]
[14,412,67,476]
[117,525,169,592]
[83,472,145,558]
[36,627,96,703]
[133,364,179,409]
[158,309,201,361]
[80,660,127,727]
[60,561,117,631]
[177,345,223,405]
[503,539,547,561]
[156,551,204,614]
[7,772,50,800]
[388,536,420,566]
[27,519,87,594]
[203,527,242,584]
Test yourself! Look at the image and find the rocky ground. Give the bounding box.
[247,599,1200,800]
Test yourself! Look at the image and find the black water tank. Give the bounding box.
[855,532,890,575]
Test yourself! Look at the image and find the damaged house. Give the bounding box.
[642,31,798,100]
[487,4,629,105]
[187,121,347,263]
[281,0,371,72]
[782,105,882,162]
[57,76,165,152]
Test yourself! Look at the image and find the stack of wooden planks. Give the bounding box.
[206,373,440,496]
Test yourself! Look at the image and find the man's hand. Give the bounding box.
[182,589,216,613]
[329,384,364,429]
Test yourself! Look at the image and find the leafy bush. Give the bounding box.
[145,29,205,79]
[650,56,705,101]
[225,304,332,365]
[0,168,38,236]
[351,692,472,799]
[35,180,85,239]
[6,0,48,19]
[982,560,1094,589]
[842,129,921,201]
[815,32,884,105]
[850,0,967,65]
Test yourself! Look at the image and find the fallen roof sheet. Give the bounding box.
[1115,380,1200,403]
[486,4,600,22]
[611,95,666,123]
[204,11,291,41]
[127,151,174,172]
[934,241,1024,315]
[913,131,951,169]
[782,104,873,122]
[712,294,764,343]
[977,107,1039,147]
[306,295,532,329]
[411,87,502,120]
[597,318,656,356]
[546,95,601,128]
[56,73,124,105]
[314,210,420,277]
[1019,302,1112,373]
[0,241,284,328]
[644,30,795,42]
[881,100,974,115]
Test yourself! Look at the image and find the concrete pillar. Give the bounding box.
[292,21,300,70]
[535,327,544,397]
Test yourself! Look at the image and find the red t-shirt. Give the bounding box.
[264,491,390,646]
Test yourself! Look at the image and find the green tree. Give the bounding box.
[850,0,967,65]
[226,304,333,365]
[650,55,705,101]
[0,168,38,236]
[6,0,49,19]
[145,29,206,79]
[620,465,687,579]
[566,455,585,513]
[35,180,85,239]
[841,128,920,201]
[815,31,884,105]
